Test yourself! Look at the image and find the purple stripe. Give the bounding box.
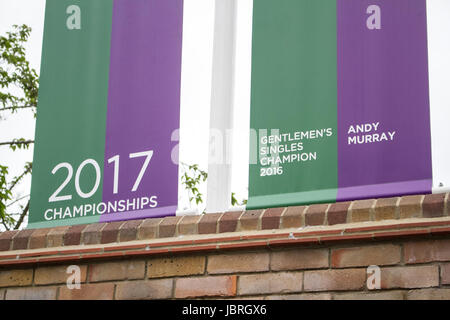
[337,179,431,202]
[101,0,183,223]
[337,0,432,201]
[99,206,178,222]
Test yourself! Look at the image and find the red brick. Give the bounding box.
[407,289,450,300]
[47,226,70,247]
[227,296,266,301]
[334,291,404,300]
[148,256,205,278]
[0,269,33,287]
[281,206,305,228]
[81,223,106,245]
[178,215,201,235]
[207,252,269,274]
[269,237,321,247]
[218,241,267,251]
[327,202,350,226]
[404,239,450,264]
[381,266,439,289]
[12,229,34,250]
[350,199,375,222]
[423,193,446,218]
[266,293,332,300]
[261,208,284,230]
[446,193,450,216]
[88,260,145,282]
[116,279,173,300]
[159,216,182,238]
[304,269,366,292]
[198,213,222,234]
[374,229,430,240]
[271,248,329,271]
[320,233,373,243]
[374,197,398,221]
[58,283,115,300]
[218,211,242,233]
[238,210,263,231]
[29,228,51,249]
[430,226,450,236]
[238,272,303,295]
[332,244,401,268]
[64,225,88,246]
[38,255,81,264]
[5,287,57,300]
[305,204,327,226]
[119,219,143,242]
[0,231,17,251]
[441,263,450,285]
[399,195,423,219]
[35,265,87,285]
[100,221,124,244]
[137,218,162,240]
[175,276,237,298]
[171,245,216,254]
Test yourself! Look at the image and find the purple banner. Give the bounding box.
[337,0,432,201]
[101,0,183,222]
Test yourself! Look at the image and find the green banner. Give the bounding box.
[29,0,183,229]
[30,1,113,227]
[248,0,433,209]
[248,0,338,209]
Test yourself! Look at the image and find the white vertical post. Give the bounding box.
[427,0,450,194]
[206,0,237,213]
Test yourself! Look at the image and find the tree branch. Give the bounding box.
[13,200,29,230]
[0,105,36,112]
[8,163,32,193]
[0,140,34,147]
[6,194,29,208]
[1,220,10,231]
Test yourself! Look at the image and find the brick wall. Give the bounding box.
[0,193,450,300]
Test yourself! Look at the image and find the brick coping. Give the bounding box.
[1,216,450,267]
[0,193,448,254]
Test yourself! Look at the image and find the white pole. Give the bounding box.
[427,0,450,194]
[206,0,237,213]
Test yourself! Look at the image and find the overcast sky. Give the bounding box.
[0,0,253,222]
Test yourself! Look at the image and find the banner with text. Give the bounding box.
[248,0,433,209]
[29,0,183,228]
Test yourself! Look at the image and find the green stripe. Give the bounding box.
[27,216,100,230]
[247,0,338,209]
[246,189,338,210]
[29,0,113,227]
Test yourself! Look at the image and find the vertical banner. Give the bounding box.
[101,1,182,222]
[29,0,183,228]
[247,0,432,209]
[337,0,432,200]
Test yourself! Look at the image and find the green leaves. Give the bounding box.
[1,138,34,151]
[181,163,247,210]
[181,163,208,206]
[0,24,39,116]
[0,165,12,225]
[0,162,32,230]
[232,192,247,207]
[0,25,38,230]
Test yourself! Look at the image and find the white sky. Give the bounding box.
[0,0,253,223]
